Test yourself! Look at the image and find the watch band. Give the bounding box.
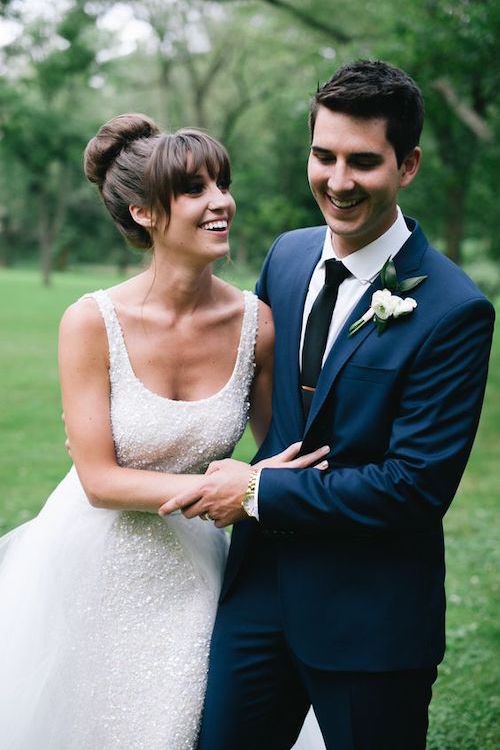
[242,469,259,518]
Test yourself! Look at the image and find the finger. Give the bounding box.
[215,518,229,529]
[159,491,202,516]
[276,441,302,461]
[182,501,207,520]
[287,445,330,468]
[314,460,329,470]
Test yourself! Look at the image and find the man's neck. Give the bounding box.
[331,208,401,258]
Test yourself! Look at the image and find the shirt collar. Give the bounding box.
[319,206,411,284]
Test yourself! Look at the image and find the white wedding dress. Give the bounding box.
[0,288,325,750]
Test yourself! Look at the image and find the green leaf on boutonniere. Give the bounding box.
[374,316,388,334]
[380,258,398,292]
[398,275,428,293]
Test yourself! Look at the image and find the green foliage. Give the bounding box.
[379,0,500,263]
[0,1,108,281]
[0,0,499,280]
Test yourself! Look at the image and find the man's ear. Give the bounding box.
[129,204,154,228]
[399,147,422,188]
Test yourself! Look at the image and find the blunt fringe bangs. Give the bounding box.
[146,130,231,217]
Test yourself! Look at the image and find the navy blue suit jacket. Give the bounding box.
[221,218,494,672]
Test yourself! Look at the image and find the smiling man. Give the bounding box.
[164,60,495,750]
[307,108,420,256]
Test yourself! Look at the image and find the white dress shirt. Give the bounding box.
[250,207,411,519]
[299,206,411,366]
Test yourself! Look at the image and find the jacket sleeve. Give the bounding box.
[255,233,285,304]
[258,296,495,534]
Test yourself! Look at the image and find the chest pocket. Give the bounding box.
[340,363,396,384]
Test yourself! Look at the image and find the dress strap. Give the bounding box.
[233,290,259,392]
[80,290,132,383]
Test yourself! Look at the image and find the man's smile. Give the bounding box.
[327,195,366,210]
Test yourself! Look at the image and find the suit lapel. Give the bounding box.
[303,281,378,432]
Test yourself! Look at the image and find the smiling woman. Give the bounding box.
[0,113,285,749]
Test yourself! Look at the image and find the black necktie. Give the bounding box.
[301,259,350,418]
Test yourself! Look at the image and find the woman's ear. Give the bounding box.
[129,204,154,228]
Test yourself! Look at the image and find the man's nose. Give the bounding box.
[327,163,355,194]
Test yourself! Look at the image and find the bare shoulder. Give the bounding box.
[59,296,108,363]
[60,295,103,333]
[255,299,274,365]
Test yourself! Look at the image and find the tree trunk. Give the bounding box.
[37,165,70,286]
[39,212,53,287]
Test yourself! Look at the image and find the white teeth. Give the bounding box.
[201,220,228,231]
[329,197,362,209]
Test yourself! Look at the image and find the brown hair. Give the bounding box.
[309,60,424,167]
[84,114,231,249]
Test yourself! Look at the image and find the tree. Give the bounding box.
[0,1,102,284]
[374,0,500,265]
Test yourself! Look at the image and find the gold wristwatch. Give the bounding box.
[241,469,259,518]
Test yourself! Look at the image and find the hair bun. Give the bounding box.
[84,113,160,188]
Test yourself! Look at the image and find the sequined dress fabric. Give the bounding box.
[0,289,258,750]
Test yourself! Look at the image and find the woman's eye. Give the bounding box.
[185,183,203,194]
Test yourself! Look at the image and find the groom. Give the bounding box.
[163,61,495,748]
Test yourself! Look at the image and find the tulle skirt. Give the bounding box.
[0,466,229,749]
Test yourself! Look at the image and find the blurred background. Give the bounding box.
[0,1,499,747]
[0,0,500,286]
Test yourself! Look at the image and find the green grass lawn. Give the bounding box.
[0,266,498,748]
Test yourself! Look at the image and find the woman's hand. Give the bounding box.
[251,442,330,472]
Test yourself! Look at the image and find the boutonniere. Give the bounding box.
[349,258,427,336]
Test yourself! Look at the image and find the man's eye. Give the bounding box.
[353,160,378,170]
[315,154,335,164]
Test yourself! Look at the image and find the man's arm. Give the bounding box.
[258,297,495,533]
[161,296,494,530]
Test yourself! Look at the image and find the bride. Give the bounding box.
[0,114,326,749]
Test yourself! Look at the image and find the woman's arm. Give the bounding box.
[59,298,205,512]
[249,301,274,446]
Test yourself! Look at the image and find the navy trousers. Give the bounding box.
[197,536,437,750]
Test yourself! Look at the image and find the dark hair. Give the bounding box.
[145,130,231,220]
[309,60,424,166]
[84,114,231,249]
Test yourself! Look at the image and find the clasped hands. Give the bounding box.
[158,442,330,528]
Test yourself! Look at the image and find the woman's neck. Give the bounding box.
[140,255,216,317]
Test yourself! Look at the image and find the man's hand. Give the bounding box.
[253,442,329,471]
[158,443,330,528]
[159,459,252,528]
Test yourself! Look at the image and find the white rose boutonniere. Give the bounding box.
[349,258,427,336]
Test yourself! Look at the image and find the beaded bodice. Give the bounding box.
[90,289,258,473]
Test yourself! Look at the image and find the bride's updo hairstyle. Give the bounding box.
[84,113,231,250]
